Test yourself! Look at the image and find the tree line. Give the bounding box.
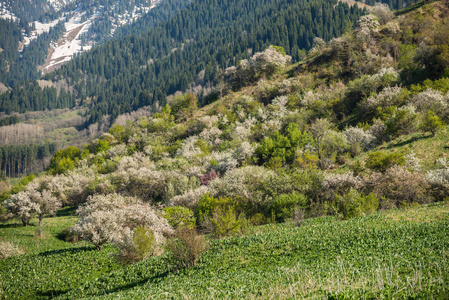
[0,142,57,177]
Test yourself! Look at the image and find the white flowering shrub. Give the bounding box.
[358,14,380,31]
[251,46,292,77]
[164,172,200,202]
[176,136,203,161]
[0,241,24,259]
[73,194,126,250]
[362,86,406,114]
[3,191,39,226]
[310,37,327,53]
[411,89,449,118]
[203,151,238,174]
[233,141,256,163]
[199,126,222,144]
[427,158,449,200]
[267,96,290,120]
[112,167,167,202]
[171,186,209,209]
[321,172,364,201]
[208,166,275,204]
[232,117,256,141]
[55,165,112,205]
[226,46,291,89]
[198,115,219,128]
[301,90,322,107]
[107,144,128,159]
[328,37,348,55]
[122,203,173,247]
[185,166,205,178]
[369,3,394,25]
[343,127,377,150]
[404,152,422,172]
[73,194,172,251]
[369,118,387,141]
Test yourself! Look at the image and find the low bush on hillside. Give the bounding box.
[165,227,209,268]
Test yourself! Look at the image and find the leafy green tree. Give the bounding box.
[421,110,444,136]
[47,146,82,175]
[366,150,406,172]
[333,189,378,220]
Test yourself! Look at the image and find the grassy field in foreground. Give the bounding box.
[1,203,449,299]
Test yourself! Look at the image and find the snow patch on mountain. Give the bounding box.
[0,6,19,21]
[20,19,62,52]
[41,12,96,73]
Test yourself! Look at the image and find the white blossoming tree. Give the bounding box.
[3,191,39,227]
[73,194,172,251]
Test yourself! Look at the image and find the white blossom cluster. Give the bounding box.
[4,176,62,226]
[369,3,394,25]
[0,241,24,259]
[344,127,377,150]
[411,89,449,116]
[208,166,275,204]
[363,86,405,112]
[404,152,422,172]
[171,186,209,209]
[427,158,449,190]
[73,194,172,250]
[176,136,204,161]
[322,172,364,199]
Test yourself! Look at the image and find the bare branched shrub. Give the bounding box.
[166,228,209,268]
[369,166,430,207]
[293,208,305,227]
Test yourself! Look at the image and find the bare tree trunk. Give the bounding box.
[38,216,43,237]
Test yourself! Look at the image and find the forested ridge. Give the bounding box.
[0,20,66,87]
[1,0,367,123]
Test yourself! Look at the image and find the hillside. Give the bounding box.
[1,1,449,299]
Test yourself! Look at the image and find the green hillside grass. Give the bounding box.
[338,125,449,173]
[1,203,448,299]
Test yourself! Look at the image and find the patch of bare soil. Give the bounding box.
[0,82,8,93]
[39,24,85,74]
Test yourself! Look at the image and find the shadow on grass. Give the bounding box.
[38,269,173,300]
[37,289,68,299]
[37,246,95,257]
[101,270,172,296]
[0,223,23,228]
[385,134,431,149]
[56,206,77,217]
[62,257,178,299]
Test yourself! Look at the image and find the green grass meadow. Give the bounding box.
[1,202,449,299]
